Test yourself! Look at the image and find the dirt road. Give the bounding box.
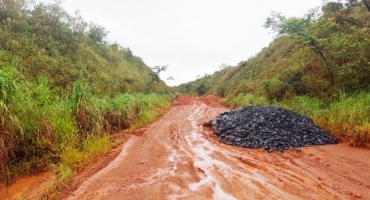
[64,95,369,200]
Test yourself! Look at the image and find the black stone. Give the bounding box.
[208,105,338,152]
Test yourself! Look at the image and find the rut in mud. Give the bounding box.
[61,95,370,200]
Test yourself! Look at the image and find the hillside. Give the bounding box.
[0,0,168,94]
[0,0,174,186]
[177,1,370,146]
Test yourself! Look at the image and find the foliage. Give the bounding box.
[178,1,370,147]
[0,0,168,95]
[0,0,176,185]
[284,92,370,147]
[152,65,168,74]
[87,23,108,44]
[0,64,175,183]
[180,1,370,99]
[222,93,268,108]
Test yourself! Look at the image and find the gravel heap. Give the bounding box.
[207,105,338,152]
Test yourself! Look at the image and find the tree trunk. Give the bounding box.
[316,50,335,87]
[363,0,370,12]
[305,35,336,87]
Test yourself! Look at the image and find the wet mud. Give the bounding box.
[65,95,370,200]
[2,95,369,199]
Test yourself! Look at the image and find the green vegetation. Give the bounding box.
[2,0,370,196]
[0,0,168,94]
[222,92,370,147]
[0,0,176,190]
[177,0,370,147]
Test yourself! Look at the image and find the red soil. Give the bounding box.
[2,95,370,199]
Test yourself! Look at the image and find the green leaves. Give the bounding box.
[264,9,319,37]
[87,23,108,44]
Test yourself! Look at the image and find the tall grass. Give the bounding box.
[223,93,268,107]
[0,65,176,185]
[314,93,370,147]
[281,93,370,147]
[223,92,370,147]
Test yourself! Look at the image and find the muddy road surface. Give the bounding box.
[64,95,369,200]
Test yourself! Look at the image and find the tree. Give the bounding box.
[87,23,108,44]
[263,10,318,36]
[363,0,370,11]
[196,83,207,95]
[151,65,167,74]
[322,1,344,15]
[149,65,167,83]
[264,10,335,87]
[219,63,229,70]
[345,0,362,8]
[0,0,31,21]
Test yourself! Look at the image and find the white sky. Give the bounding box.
[40,0,324,86]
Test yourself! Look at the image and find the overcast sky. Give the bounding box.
[40,0,324,86]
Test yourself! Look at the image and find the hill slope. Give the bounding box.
[180,1,370,99]
[0,0,174,185]
[0,0,167,94]
[176,1,370,146]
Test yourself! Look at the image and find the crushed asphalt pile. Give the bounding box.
[205,105,338,152]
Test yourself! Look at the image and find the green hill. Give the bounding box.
[0,0,175,185]
[0,0,168,94]
[177,1,370,147]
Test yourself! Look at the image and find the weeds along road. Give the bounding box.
[66,95,370,200]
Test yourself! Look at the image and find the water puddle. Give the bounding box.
[0,171,51,200]
[185,103,238,200]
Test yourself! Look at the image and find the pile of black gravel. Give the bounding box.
[206,105,338,152]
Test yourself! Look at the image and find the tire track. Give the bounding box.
[64,96,370,200]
